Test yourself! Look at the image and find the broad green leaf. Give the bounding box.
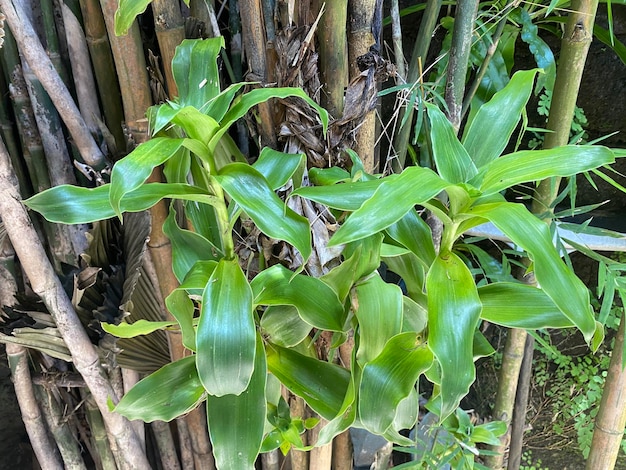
[196,258,256,396]
[25,183,218,224]
[426,252,482,420]
[171,107,220,144]
[114,0,154,35]
[316,369,358,446]
[165,289,198,351]
[309,167,351,186]
[382,252,426,304]
[172,38,225,109]
[207,334,267,470]
[109,138,186,218]
[210,88,329,152]
[180,260,219,291]
[293,179,388,211]
[355,274,403,364]
[359,333,433,434]
[462,69,538,169]
[329,167,449,246]
[163,206,220,282]
[321,234,383,301]
[253,148,305,190]
[402,296,428,334]
[426,103,478,183]
[101,319,176,338]
[216,164,312,262]
[479,283,574,329]
[114,356,205,422]
[260,305,312,347]
[469,202,595,340]
[251,264,345,331]
[386,209,436,267]
[392,387,419,431]
[478,146,615,195]
[205,83,247,123]
[266,344,350,420]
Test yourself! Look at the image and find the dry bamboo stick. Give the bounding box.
[61,3,101,135]
[6,343,64,470]
[152,0,185,98]
[34,385,88,470]
[0,139,150,468]
[152,420,182,470]
[0,0,105,168]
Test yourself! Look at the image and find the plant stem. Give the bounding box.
[444,0,479,132]
[390,0,405,80]
[0,0,105,168]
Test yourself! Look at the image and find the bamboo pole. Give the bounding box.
[61,2,101,135]
[391,0,442,172]
[82,392,118,470]
[0,0,105,169]
[98,0,152,139]
[152,0,185,98]
[319,0,348,119]
[152,420,182,470]
[0,139,151,468]
[6,343,64,470]
[34,385,88,470]
[239,0,277,148]
[443,0,479,132]
[78,0,126,152]
[347,0,375,172]
[586,314,626,469]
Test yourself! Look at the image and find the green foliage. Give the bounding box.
[23,38,618,469]
[393,409,507,469]
[533,305,625,460]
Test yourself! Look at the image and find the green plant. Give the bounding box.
[393,409,506,469]
[520,450,550,470]
[24,37,617,469]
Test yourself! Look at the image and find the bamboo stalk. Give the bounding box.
[152,420,182,470]
[122,368,146,451]
[289,395,309,470]
[82,391,118,470]
[507,334,534,470]
[485,327,526,468]
[152,0,185,98]
[61,2,101,135]
[309,417,333,470]
[239,0,277,148]
[34,385,88,469]
[389,0,405,80]
[586,314,626,469]
[0,139,150,468]
[77,0,126,152]
[347,0,375,172]
[6,343,64,470]
[0,0,105,169]
[320,0,348,118]
[98,0,152,138]
[443,0,479,132]
[391,0,442,172]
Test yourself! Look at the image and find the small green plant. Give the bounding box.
[532,304,623,459]
[520,450,549,470]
